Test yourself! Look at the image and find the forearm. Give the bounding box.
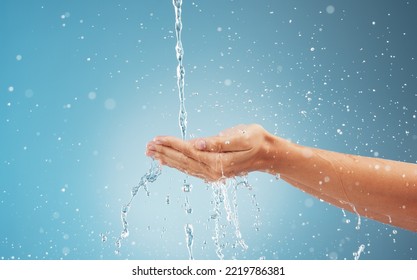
[260,133,417,231]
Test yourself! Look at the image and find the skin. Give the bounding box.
[146,124,417,232]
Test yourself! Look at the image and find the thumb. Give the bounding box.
[193,135,250,152]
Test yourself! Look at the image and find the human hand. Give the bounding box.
[146,124,277,181]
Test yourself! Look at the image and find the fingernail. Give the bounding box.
[153,137,164,145]
[195,139,207,150]
[146,148,154,156]
[148,143,156,151]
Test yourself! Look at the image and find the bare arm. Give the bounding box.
[269,137,417,231]
[146,124,417,232]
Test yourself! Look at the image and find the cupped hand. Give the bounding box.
[146,124,274,181]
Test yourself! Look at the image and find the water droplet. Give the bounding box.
[326,5,335,14]
[62,247,70,256]
[24,89,34,98]
[328,251,338,260]
[99,233,108,243]
[275,173,281,180]
[88,91,97,100]
[104,98,116,110]
[121,229,129,239]
[210,212,219,219]
[182,182,192,192]
[304,198,314,208]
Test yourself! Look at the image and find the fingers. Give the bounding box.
[149,135,240,163]
[150,123,256,154]
[152,136,186,151]
[193,124,261,152]
[151,136,208,162]
[144,123,264,181]
[146,137,255,181]
[191,134,251,153]
[146,140,222,181]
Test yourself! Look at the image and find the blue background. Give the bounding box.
[1,0,417,260]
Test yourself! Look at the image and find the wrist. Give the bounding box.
[257,131,297,176]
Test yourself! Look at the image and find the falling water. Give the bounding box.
[220,180,248,250]
[173,0,187,141]
[184,224,194,260]
[173,0,263,261]
[211,183,225,260]
[340,200,361,230]
[210,178,250,259]
[173,0,194,260]
[353,244,365,260]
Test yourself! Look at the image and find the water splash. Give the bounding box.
[251,193,262,232]
[210,178,250,259]
[340,200,361,230]
[351,205,361,230]
[99,233,108,243]
[184,195,193,214]
[275,173,281,180]
[230,181,248,250]
[353,244,365,260]
[182,181,193,214]
[115,161,161,255]
[182,181,192,192]
[235,177,260,234]
[236,175,252,190]
[185,223,194,260]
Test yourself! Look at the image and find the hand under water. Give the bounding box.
[146,124,276,181]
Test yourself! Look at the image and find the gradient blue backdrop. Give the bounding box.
[1,0,417,260]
